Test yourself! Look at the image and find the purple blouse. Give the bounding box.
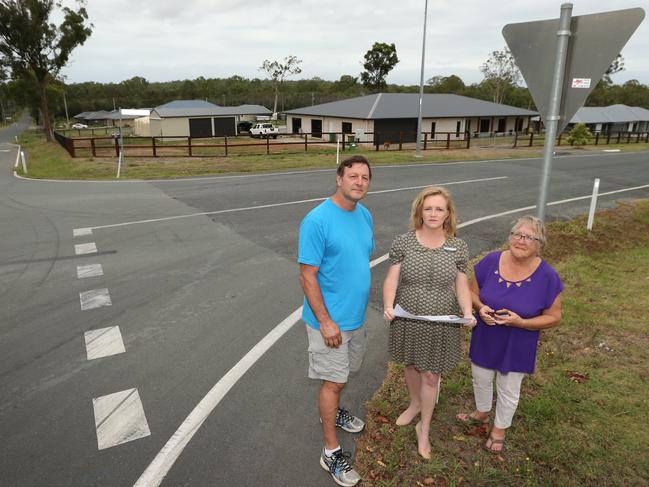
[469,251,564,374]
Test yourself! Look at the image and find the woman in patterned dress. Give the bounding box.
[382,186,476,459]
[456,216,563,453]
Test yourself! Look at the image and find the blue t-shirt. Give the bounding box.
[298,198,374,331]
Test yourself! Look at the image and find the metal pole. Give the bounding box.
[415,0,429,158]
[586,178,600,230]
[63,91,69,125]
[336,139,340,165]
[537,3,573,221]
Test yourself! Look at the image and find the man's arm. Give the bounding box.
[299,263,342,348]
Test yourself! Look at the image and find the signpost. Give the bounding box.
[503,5,645,220]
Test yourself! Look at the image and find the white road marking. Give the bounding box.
[133,181,649,487]
[77,264,104,279]
[80,288,112,310]
[0,149,10,152]
[75,242,97,255]
[75,176,507,234]
[93,388,151,450]
[85,326,125,360]
[74,227,93,237]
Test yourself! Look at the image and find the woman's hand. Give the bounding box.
[463,313,477,329]
[494,309,524,327]
[478,305,497,325]
[383,307,395,321]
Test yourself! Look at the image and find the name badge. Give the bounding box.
[443,246,457,252]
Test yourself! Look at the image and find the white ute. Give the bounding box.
[250,123,279,139]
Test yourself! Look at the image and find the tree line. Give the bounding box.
[2,1,648,139]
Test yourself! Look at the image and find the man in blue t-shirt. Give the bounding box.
[298,155,374,487]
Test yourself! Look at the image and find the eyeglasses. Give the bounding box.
[509,232,540,243]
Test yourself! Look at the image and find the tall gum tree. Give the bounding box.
[0,0,92,140]
[259,55,302,117]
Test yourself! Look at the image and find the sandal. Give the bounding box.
[456,412,489,425]
[484,435,505,453]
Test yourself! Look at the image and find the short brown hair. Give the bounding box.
[336,155,372,179]
[409,186,458,236]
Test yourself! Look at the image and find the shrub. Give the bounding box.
[566,123,592,146]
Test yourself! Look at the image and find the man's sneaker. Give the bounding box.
[335,407,365,433]
[320,448,361,487]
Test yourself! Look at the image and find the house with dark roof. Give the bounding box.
[568,104,649,134]
[145,100,272,137]
[283,93,537,143]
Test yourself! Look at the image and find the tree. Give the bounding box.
[426,75,465,94]
[360,42,399,91]
[479,47,521,104]
[0,0,92,140]
[259,55,302,116]
[566,123,592,146]
[604,53,624,83]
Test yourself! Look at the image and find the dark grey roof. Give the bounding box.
[152,100,271,118]
[73,111,91,119]
[284,93,537,119]
[83,110,112,120]
[571,104,649,124]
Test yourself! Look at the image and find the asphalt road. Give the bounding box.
[1,119,648,486]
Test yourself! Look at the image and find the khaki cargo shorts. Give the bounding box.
[306,324,367,383]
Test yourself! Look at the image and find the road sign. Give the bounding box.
[504,7,645,133]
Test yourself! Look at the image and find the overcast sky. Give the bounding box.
[61,0,649,86]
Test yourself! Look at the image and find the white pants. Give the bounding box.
[471,362,525,429]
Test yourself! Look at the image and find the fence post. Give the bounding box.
[91,138,96,157]
[423,132,428,150]
[68,138,76,157]
[188,137,192,157]
[606,132,611,144]
[616,133,621,144]
[446,133,450,150]
[114,137,119,157]
[636,133,641,144]
[529,132,534,147]
[225,136,228,156]
[152,137,157,157]
[646,132,649,143]
[303,133,307,152]
[399,132,403,151]
[586,178,600,231]
[466,131,471,149]
[513,131,518,148]
[595,133,600,145]
[342,133,346,151]
[626,132,631,143]
[375,132,379,151]
[557,133,562,146]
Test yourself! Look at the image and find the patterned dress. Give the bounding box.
[388,231,469,373]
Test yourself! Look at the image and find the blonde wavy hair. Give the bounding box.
[409,186,457,236]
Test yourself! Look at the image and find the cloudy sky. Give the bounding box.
[61,0,649,86]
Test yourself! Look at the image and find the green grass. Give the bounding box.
[17,129,649,180]
[355,200,649,486]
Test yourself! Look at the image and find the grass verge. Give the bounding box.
[355,200,649,486]
[16,129,649,180]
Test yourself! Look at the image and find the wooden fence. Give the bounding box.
[52,129,649,159]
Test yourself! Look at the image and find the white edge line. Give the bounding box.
[78,176,507,234]
[133,182,649,487]
[11,150,643,184]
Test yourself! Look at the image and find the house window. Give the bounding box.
[342,122,352,134]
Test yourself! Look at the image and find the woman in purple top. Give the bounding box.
[456,216,563,453]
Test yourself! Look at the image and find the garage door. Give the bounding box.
[374,118,417,145]
[213,117,235,136]
[189,118,213,138]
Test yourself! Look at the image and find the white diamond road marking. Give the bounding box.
[84,326,125,360]
[80,288,112,310]
[77,264,104,279]
[75,242,97,255]
[73,227,93,237]
[93,388,151,450]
